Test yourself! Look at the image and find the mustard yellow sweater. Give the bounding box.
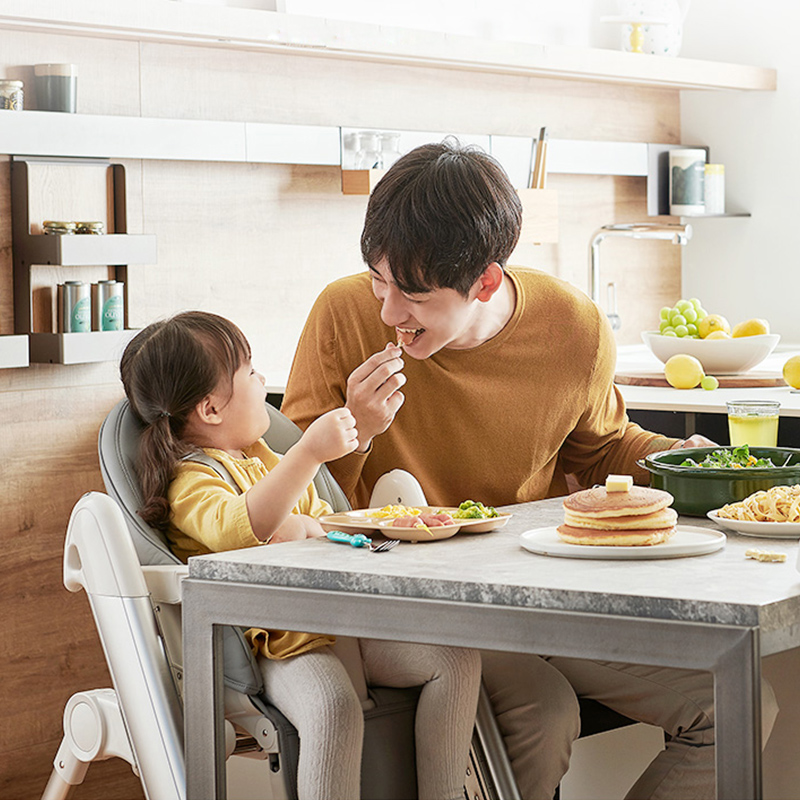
[282,268,677,509]
[168,439,335,660]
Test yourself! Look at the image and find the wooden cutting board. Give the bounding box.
[614,371,786,388]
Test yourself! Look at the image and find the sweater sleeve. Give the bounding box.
[282,284,371,502]
[169,464,261,554]
[559,312,678,486]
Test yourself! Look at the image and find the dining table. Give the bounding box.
[182,496,800,799]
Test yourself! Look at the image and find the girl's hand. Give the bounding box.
[269,514,325,543]
[301,407,359,463]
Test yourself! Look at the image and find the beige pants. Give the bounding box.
[481,651,779,800]
[259,638,481,800]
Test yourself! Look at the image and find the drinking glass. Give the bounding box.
[726,400,780,447]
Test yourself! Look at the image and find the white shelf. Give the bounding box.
[0,2,776,92]
[29,330,139,365]
[0,335,29,369]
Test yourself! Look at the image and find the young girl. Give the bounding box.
[120,310,481,800]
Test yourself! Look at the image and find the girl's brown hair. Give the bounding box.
[120,311,251,530]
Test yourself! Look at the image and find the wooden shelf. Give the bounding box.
[0,335,29,369]
[0,3,777,92]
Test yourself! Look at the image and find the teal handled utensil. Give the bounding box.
[326,530,399,553]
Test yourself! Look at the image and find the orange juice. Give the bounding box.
[727,414,779,447]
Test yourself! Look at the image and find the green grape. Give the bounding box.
[674,325,689,337]
[689,298,702,309]
[671,314,687,327]
[696,307,708,319]
[663,329,678,337]
[659,319,671,333]
[675,299,692,312]
[701,375,719,391]
[659,306,671,320]
[686,323,698,336]
[683,308,698,323]
[661,325,676,335]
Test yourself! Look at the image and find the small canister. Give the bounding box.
[75,221,105,235]
[0,79,24,110]
[58,280,91,333]
[704,164,725,215]
[669,148,706,216]
[43,220,76,235]
[92,280,124,331]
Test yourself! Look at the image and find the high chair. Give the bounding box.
[43,399,515,800]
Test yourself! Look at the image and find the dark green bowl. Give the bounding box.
[640,447,800,517]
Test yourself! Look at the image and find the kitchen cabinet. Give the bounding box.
[11,156,156,365]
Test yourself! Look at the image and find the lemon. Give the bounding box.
[664,354,705,389]
[783,355,800,389]
[732,318,770,337]
[705,330,732,340]
[698,314,731,339]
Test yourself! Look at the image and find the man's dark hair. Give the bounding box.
[360,138,523,297]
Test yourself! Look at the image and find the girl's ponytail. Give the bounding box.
[119,312,251,531]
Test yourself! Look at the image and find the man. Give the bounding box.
[282,139,775,798]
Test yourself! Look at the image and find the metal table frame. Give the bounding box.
[183,577,762,799]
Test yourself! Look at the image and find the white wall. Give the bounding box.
[680,1,799,342]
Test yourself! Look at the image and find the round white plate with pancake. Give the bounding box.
[520,526,726,559]
[706,511,800,539]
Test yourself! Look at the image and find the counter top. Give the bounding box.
[189,497,800,654]
[616,344,800,417]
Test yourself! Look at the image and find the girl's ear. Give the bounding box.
[474,262,505,302]
[194,394,224,426]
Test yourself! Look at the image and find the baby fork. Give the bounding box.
[326,530,399,553]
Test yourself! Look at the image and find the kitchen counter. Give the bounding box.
[616,344,800,418]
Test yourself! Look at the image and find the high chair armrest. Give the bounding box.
[142,564,188,604]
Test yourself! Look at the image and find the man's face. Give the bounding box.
[369,259,480,359]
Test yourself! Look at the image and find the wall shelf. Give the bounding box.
[11,156,156,364]
[0,3,777,92]
[0,335,29,369]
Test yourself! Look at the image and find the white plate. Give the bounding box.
[707,510,800,539]
[318,507,511,537]
[519,526,726,560]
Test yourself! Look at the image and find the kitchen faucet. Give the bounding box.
[588,223,692,329]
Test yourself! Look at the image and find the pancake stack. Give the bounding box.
[558,477,677,546]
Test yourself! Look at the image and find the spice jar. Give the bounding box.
[75,221,105,235]
[0,79,24,110]
[704,164,725,215]
[43,220,77,235]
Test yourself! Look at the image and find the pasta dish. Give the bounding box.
[716,485,800,522]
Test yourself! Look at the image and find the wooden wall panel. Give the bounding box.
[0,24,680,800]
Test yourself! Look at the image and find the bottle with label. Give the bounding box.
[59,281,91,333]
[92,280,124,331]
[669,148,706,216]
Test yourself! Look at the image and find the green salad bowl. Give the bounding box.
[638,447,800,517]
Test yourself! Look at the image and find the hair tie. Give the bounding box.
[159,410,171,419]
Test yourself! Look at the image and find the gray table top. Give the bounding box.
[188,497,800,651]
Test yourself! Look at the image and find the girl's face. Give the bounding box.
[215,360,271,451]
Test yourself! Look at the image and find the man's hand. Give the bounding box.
[301,407,359,463]
[345,343,406,451]
[670,433,717,449]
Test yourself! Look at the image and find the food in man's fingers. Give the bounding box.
[558,476,676,546]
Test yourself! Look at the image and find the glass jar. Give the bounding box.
[0,79,24,111]
[355,131,382,170]
[704,164,725,215]
[75,221,105,235]
[43,220,77,235]
[379,132,402,169]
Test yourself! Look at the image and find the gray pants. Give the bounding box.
[259,638,481,800]
[481,651,779,800]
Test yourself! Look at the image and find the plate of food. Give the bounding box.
[318,501,512,541]
[520,474,725,559]
[520,526,726,560]
[707,484,800,538]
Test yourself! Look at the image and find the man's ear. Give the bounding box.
[474,262,505,302]
[194,394,224,426]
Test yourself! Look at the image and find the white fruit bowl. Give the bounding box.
[642,332,780,375]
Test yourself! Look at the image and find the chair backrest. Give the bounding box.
[97,397,349,696]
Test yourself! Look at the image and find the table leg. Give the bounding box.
[714,627,762,799]
[183,582,227,800]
